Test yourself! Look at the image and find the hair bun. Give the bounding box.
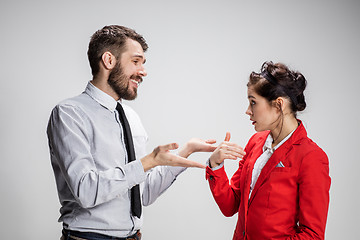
[250,61,308,114]
[292,71,307,111]
[293,72,307,92]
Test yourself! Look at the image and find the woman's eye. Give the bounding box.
[251,101,256,105]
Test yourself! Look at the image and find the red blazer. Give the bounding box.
[206,122,331,240]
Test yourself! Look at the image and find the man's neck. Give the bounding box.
[91,76,119,101]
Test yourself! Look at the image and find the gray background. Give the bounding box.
[1,0,359,239]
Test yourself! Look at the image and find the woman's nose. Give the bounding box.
[245,106,252,116]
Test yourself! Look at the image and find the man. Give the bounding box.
[47,25,216,240]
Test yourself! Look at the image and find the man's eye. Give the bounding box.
[251,101,256,105]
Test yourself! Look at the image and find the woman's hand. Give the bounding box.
[209,132,246,168]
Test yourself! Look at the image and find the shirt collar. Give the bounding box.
[85,81,119,112]
[263,128,296,153]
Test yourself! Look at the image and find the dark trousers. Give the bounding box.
[61,229,142,240]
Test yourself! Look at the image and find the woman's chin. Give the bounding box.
[254,125,264,132]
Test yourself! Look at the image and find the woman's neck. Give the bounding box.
[271,115,299,147]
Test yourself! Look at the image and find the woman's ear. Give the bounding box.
[274,97,285,112]
[101,51,116,70]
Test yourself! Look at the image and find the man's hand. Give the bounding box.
[141,143,206,172]
[178,138,217,158]
[209,132,246,168]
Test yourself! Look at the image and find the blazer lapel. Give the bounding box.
[248,143,291,205]
[242,137,265,232]
[247,121,306,205]
[243,136,267,212]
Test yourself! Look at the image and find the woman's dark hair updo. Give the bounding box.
[248,61,307,114]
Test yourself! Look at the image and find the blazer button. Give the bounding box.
[209,176,214,181]
[243,231,245,236]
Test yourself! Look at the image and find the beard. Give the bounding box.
[108,62,138,100]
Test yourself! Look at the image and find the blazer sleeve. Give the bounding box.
[206,146,248,217]
[288,148,331,240]
[206,161,244,217]
[206,133,259,217]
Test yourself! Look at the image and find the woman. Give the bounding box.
[206,61,331,239]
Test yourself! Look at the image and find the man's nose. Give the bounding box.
[138,66,147,77]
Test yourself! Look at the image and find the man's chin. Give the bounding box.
[122,92,137,101]
[123,95,137,101]
[115,88,137,100]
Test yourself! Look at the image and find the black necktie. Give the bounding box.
[116,103,142,218]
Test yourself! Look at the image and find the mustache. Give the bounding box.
[130,75,143,84]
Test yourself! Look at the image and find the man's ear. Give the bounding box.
[101,51,116,70]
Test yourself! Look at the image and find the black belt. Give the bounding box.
[62,229,141,240]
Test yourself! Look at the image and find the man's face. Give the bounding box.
[108,39,147,100]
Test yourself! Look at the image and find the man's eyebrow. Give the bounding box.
[248,95,256,99]
[132,54,146,63]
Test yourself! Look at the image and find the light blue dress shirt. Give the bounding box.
[47,82,185,238]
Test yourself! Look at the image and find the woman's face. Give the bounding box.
[246,86,281,132]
